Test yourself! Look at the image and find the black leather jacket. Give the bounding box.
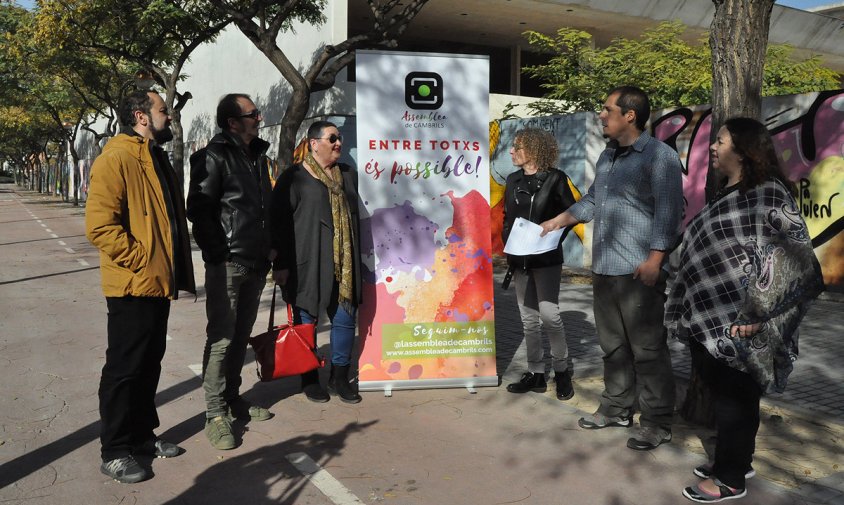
[186,131,274,270]
[502,168,577,270]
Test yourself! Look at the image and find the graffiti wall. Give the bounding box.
[490,90,844,291]
[489,113,602,267]
[652,89,844,290]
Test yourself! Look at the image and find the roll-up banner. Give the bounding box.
[356,50,497,392]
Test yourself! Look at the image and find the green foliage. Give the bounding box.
[524,20,841,114]
[0,105,57,166]
[0,3,78,167]
[763,45,840,96]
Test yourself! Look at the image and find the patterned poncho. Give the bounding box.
[665,179,824,393]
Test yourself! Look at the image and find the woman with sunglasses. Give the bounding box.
[271,121,362,404]
[502,127,577,400]
[666,118,823,503]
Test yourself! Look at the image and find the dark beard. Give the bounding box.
[152,125,174,144]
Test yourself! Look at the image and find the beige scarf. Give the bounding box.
[304,152,354,308]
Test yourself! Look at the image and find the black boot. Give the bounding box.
[506,372,546,393]
[330,365,362,404]
[554,370,575,400]
[301,369,329,403]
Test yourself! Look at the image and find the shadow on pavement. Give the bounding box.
[0,372,203,489]
[160,420,378,504]
[0,266,100,286]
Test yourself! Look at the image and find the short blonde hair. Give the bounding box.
[514,128,558,171]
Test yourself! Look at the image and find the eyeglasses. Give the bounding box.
[315,134,343,143]
[238,109,262,119]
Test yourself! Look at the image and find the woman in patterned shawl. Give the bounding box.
[666,117,824,503]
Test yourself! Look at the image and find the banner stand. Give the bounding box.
[355,50,497,392]
[360,377,500,396]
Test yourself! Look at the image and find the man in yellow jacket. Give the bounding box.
[86,90,195,484]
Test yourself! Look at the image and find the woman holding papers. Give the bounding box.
[502,128,577,400]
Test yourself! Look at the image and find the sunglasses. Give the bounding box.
[316,134,343,143]
[238,109,262,119]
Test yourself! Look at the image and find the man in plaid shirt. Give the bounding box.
[540,85,683,451]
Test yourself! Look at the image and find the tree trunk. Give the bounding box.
[682,0,776,426]
[277,86,311,172]
[708,0,775,199]
[170,108,186,186]
[36,159,43,193]
[163,76,187,185]
[70,143,81,206]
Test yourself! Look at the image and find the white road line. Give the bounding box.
[166,334,172,341]
[50,234,58,238]
[64,247,75,253]
[58,241,67,246]
[40,223,47,228]
[36,219,42,223]
[188,364,203,376]
[285,453,365,505]
[45,229,52,233]
[77,259,90,266]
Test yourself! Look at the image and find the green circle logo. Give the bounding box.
[418,85,431,97]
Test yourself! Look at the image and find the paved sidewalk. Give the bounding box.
[494,268,844,502]
[1,187,842,505]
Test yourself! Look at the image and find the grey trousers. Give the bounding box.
[513,264,570,374]
[593,272,675,429]
[202,262,266,419]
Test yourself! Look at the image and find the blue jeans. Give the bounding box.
[295,288,357,366]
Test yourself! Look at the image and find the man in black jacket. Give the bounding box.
[187,93,275,450]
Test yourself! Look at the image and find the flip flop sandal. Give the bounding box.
[683,479,747,503]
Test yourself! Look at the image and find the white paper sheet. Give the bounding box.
[503,217,564,256]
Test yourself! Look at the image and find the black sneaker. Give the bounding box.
[554,371,574,400]
[101,455,149,483]
[135,438,181,458]
[506,372,547,393]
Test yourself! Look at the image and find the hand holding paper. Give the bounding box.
[503,217,564,256]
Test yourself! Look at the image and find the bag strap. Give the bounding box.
[267,284,296,330]
[267,284,278,331]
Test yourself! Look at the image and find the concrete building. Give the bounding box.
[74,0,844,178]
[812,2,844,19]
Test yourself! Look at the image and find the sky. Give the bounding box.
[10,0,843,10]
[775,0,840,9]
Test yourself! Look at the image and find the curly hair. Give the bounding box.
[722,117,796,196]
[514,128,558,171]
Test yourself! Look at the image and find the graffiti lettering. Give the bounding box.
[799,179,839,219]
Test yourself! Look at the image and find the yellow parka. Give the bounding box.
[86,133,195,298]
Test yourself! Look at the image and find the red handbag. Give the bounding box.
[249,285,324,381]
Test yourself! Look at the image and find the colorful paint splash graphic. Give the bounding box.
[359,190,496,381]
